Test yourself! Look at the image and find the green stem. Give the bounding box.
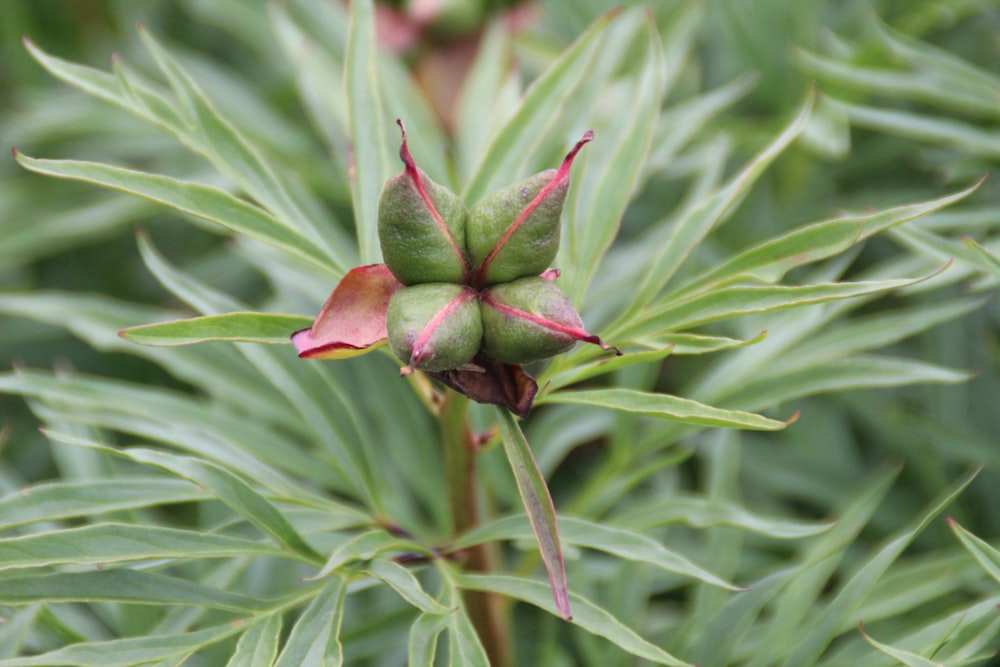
[440,390,511,667]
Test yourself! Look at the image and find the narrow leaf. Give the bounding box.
[0,523,286,570]
[120,312,311,346]
[345,0,391,263]
[13,152,337,276]
[408,612,447,667]
[859,622,944,667]
[782,467,980,667]
[540,388,791,431]
[949,517,1000,586]
[0,478,207,531]
[225,614,282,667]
[45,435,322,563]
[0,621,241,666]
[314,529,421,579]
[361,559,451,614]
[0,570,260,612]
[273,579,347,667]
[456,573,693,666]
[453,515,742,590]
[461,9,618,203]
[963,236,1000,278]
[634,273,939,335]
[494,407,571,620]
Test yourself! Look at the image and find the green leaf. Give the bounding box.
[622,91,814,317]
[13,152,338,276]
[494,407,572,620]
[829,98,1000,158]
[273,579,347,667]
[0,621,242,667]
[43,433,323,563]
[134,26,347,264]
[611,493,834,539]
[539,388,790,430]
[723,355,972,411]
[949,517,1000,586]
[782,467,980,667]
[119,312,311,346]
[962,236,1000,278]
[453,515,741,590]
[345,0,391,263]
[632,273,939,336]
[408,612,447,667]
[0,570,261,612]
[673,182,981,296]
[461,8,618,203]
[563,12,665,302]
[361,559,451,614]
[0,523,286,570]
[455,573,693,666]
[0,478,208,531]
[859,622,947,667]
[224,614,282,667]
[314,529,423,579]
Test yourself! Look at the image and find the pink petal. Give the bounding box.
[292,264,404,359]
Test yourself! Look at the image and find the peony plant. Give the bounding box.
[292,121,617,417]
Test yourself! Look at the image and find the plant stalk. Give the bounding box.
[440,390,511,667]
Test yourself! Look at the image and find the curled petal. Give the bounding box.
[292,264,404,359]
[429,354,539,419]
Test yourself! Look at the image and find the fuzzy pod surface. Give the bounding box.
[387,283,482,372]
[479,277,586,364]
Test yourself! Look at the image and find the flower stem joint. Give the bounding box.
[293,120,619,416]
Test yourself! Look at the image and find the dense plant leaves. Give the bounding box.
[41,433,323,563]
[13,151,337,275]
[121,312,312,346]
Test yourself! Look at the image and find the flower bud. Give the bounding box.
[387,283,482,373]
[468,132,592,286]
[379,122,469,285]
[480,276,615,364]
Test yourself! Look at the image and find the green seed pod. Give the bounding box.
[480,277,593,364]
[467,132,592,286]
[387,283,482,373]
[378,122,469,285]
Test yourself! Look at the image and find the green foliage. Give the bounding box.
[1,0,999,665]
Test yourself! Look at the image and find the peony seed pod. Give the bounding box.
[387,283,482,373]
[480,276,615,364]
[467,132,592,286]
[378,121,469,285]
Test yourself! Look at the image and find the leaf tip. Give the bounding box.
[784,410,801,426]
[10,145,18,159]
[945,515,957,527]
[135,21,146,33]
